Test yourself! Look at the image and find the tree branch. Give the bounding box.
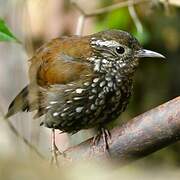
[128,3,143,34]
[64,96,180,165]
[72,0,149,18]
[75,15,85,35]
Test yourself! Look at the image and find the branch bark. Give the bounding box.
[64,96,180,165]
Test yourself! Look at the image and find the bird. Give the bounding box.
[6,29,165,161]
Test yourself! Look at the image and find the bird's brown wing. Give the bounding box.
[28,37,94,118]
[29,37,93,87]
[6,36,94,119]
[36,59,93,87]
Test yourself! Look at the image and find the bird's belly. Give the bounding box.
[43,77,132,133]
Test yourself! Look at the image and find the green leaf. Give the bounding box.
[95,7,131,32]
[0,18,20,43]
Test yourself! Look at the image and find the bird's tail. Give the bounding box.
[5,86,30,118]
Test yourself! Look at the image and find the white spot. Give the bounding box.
[108,81,113,88]
[98,92,104,98]
[63,107,69,111]
[90,104,96,110]
[73,97,83,100]
[93,78,99,83]
[60,113,66,117]
[102,59,108,64]
[91,83,96,87]
[103,87,109,93]
[88,57,95,61]
[92,39,120,47]
[95,99,99,105]
[86,109,90,114]
[94,59,101,72]
[84,82,90,86]
[99,100,105,105]
[100,81,106,87]
[112,69,117,73]
[76,107,84,113]
[45,106,51,109]
[89,95,94,100]
[110,72,115,76]
[119,62,126,68]
[67,100,72,104]
[76,88,84,94]
[115,75,120,79]
[50,101,57,105]
[65,89,73,92]
[105,76,111,81]
[92,89,97,93]
[53,112,59,117]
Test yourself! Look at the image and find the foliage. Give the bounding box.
[95,7,150,44]
[0,18,20,43]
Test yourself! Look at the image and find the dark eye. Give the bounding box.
[115,46,125,54]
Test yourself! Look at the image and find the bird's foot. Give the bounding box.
[92,128,111,152]
[50,129,65,167]
[51,143,62,167]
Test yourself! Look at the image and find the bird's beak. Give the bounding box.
[135,49,165,59]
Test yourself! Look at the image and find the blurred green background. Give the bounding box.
[0,0,180,178]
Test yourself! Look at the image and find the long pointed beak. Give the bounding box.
[135,49,166,59]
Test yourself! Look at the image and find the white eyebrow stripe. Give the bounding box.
[91,39,120,47]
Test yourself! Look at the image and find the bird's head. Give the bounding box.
[88,29,165,75]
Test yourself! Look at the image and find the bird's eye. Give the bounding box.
[115,46,125,54]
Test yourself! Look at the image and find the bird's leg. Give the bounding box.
[102,128,111,152]
[50,128,62,166]
[92,127,111,152]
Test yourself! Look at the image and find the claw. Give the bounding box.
[92,128,111,152]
